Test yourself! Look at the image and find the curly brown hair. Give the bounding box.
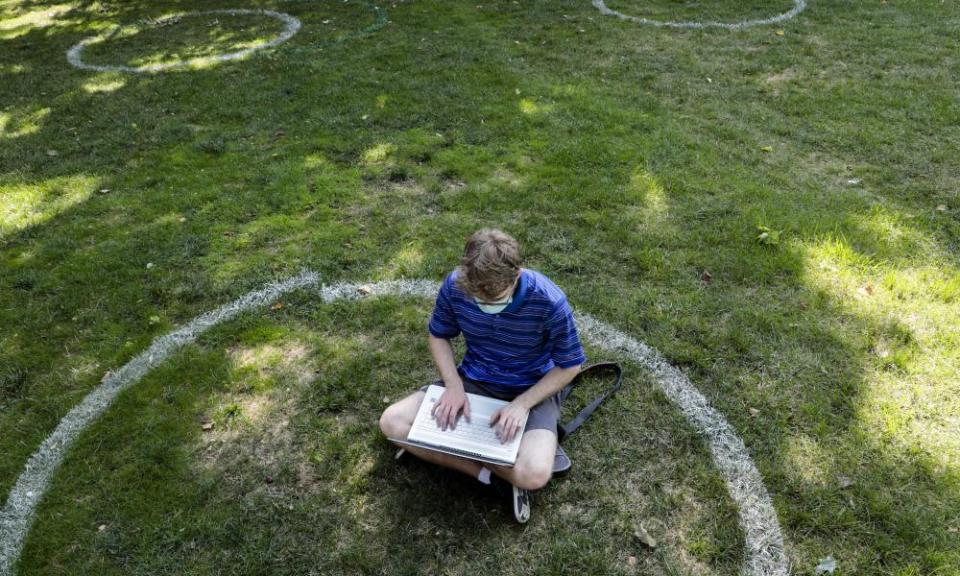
[455,229,521,300]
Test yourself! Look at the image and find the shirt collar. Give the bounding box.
[501,269,528,314]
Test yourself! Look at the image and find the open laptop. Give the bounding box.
[390,384,527,467]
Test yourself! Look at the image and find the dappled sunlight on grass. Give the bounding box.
[3,0,959,571]
[601,167,674,253]
[376,241,424,280]
[195,338,319,465]
[849,205,934,262]
[228,338,315,389]
[0,63,26,74]
[0,2,73,39]
[362,142,396,164]
[0,106,51,139]
[781,434,833,488]
[518,97,552,116]
[302,153,331,170]
[0,174,99,239]
[74,10,289,71]
[177,309,744,574]
[631,168,669,221]
[192,320,403,504]
[81,74,126,94]
[798,226,960,475]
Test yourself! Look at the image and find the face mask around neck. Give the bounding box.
[475,296,512,314]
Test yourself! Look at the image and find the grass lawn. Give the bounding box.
[1,0,959,574]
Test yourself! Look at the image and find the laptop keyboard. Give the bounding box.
[413,417,503,445]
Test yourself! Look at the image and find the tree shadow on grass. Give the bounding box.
[15,299,742,575]
[2,0,960,574]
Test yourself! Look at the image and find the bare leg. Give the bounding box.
[488,429,557,490]
[379,391,483,479]
[379,391,557,490]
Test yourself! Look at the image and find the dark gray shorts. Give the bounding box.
[420,376,561,436]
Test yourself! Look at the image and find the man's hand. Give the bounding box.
[489,401,529,443]
[431,386,471,430]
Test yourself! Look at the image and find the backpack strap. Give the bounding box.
[557,362,623,443]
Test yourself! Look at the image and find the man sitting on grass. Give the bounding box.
[379,228,585,523]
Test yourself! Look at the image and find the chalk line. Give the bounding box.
[0,270,320,575]
[576,314,790,575]
[592,0,806,30]
[66,9,302,73]
[0,274,789,575]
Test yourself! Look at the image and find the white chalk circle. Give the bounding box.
[66,9,302,73]
[592,0,806,29]
[0,272,789,576]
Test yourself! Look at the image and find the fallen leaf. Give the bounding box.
[271,302,284,310]
[633,525,657,549]
[775,29,785,36]
[760,145,773,153]
[815,555,838,575]
[701,270,713,284]
[756,225,782,246]
[101,371,114,383]
[864,282,874,295]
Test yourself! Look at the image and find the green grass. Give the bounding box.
[601,0,799,22]
[2,0,959,574]
[79,12,288,69]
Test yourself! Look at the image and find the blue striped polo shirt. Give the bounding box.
[428,268,587,392]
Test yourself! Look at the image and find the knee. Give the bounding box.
[378,405,410,439]
[514,461,552,491]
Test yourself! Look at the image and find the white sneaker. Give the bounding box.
[512,485,531,524]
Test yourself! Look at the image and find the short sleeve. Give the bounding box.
[546,299,586,368]
[428,274,461,339]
